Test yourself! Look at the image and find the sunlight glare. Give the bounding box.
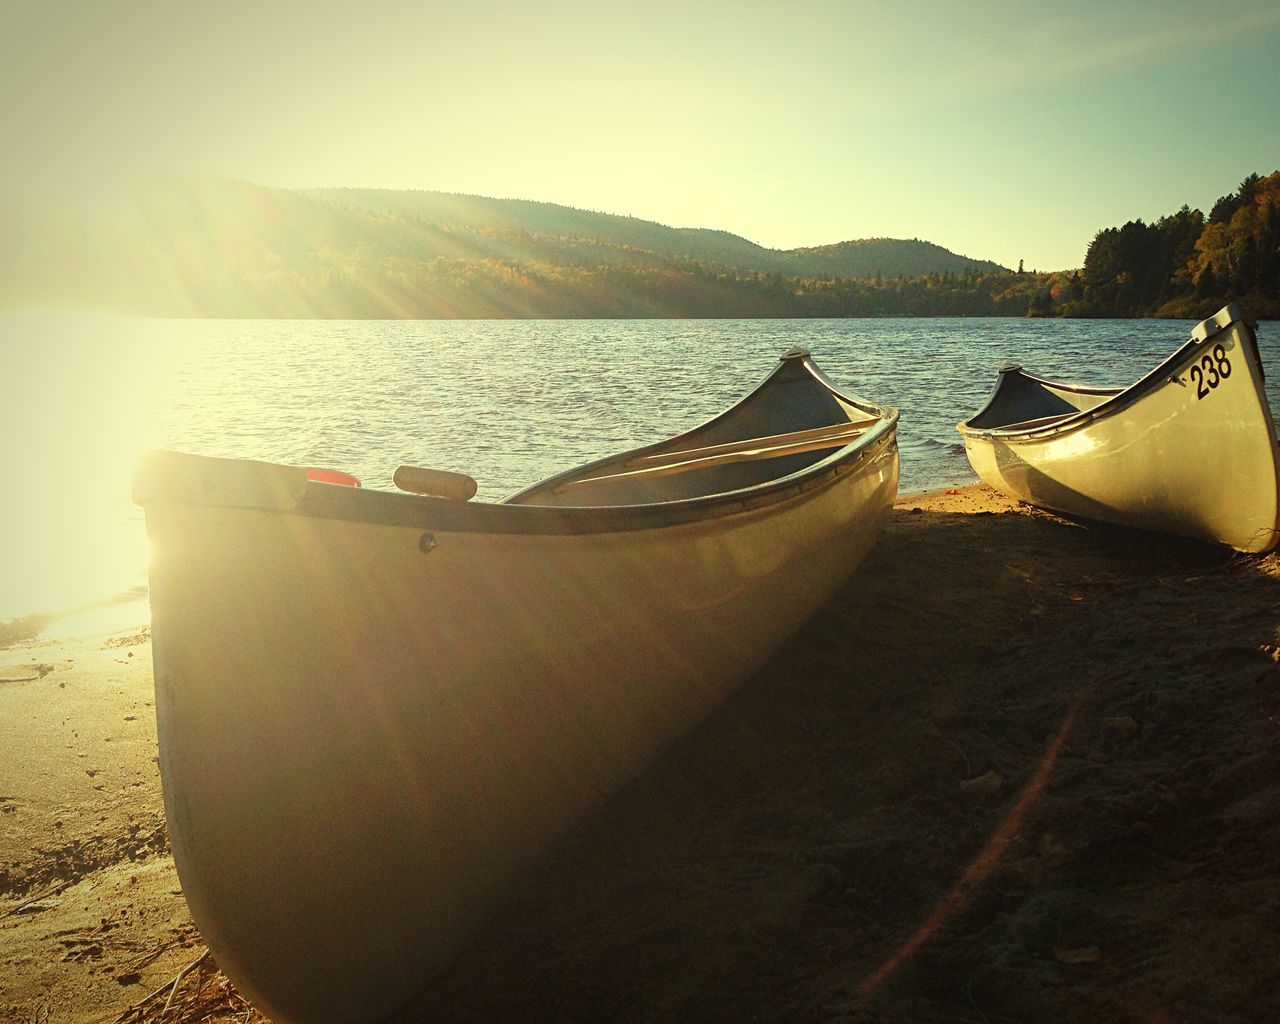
[0,312,171,623]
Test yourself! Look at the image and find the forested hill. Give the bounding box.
[6,174,1010,318]
[305,186,1005,279]
[782,238,1001,280]
[304,187,783,272]
[10,172,1275,319]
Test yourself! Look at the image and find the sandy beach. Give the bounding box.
[3,483,1278,1023]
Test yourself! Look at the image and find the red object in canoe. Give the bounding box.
[306,468,361,487]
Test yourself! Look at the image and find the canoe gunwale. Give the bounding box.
[957,305,1257,443]
[295,420,898,536]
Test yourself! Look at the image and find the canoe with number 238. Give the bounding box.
[131,348,899,1024]
[957,305,1279,553]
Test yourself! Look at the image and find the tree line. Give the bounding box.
[1065,171,1280,319]
[142,247,1070,320]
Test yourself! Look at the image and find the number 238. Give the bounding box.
[1189,344,1231,399]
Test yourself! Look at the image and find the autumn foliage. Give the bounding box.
[1069,172,1280,319]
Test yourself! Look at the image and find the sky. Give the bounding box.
[4,0,1280,271]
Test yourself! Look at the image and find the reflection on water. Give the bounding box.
[2,313,1272,629]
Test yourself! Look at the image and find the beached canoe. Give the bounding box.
[957,305,1278,553]
[132,349,899,1024]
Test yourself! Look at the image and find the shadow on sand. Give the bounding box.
[414,491,1280,1024]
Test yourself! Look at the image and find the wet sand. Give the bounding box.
[3,484,1279,1023]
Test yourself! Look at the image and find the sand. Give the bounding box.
[2,484,1278,1023]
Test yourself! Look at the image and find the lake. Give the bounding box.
[1,313,1274,636]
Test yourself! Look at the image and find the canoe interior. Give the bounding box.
[963,366,1118,431]
[513,355,879,507]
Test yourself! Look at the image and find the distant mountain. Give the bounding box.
[306,186,1006,278]
[779,237,1005,279]
[5,174,1026,318]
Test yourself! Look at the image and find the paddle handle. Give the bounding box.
[394,466,478,502]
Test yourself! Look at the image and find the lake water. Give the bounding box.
[2,313,1275,637]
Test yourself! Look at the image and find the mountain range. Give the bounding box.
[5,174,1018,317]
[303,186,1007,279]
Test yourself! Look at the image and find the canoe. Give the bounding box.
[132,348,899,1024]
[957,305,1279,553]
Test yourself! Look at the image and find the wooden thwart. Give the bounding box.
[558,420,872,492]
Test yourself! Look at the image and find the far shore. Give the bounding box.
[3,484,1278,1023]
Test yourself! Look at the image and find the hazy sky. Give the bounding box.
[6,0,1279,270]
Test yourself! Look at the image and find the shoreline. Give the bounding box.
[3,484,1279,1022]
[0,589,151,650]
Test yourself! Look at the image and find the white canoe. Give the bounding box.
[133,349,899,1024]
[957,305,1279,552]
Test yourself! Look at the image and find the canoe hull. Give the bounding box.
[959,308,1279,552]
[144,434,897,1024]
